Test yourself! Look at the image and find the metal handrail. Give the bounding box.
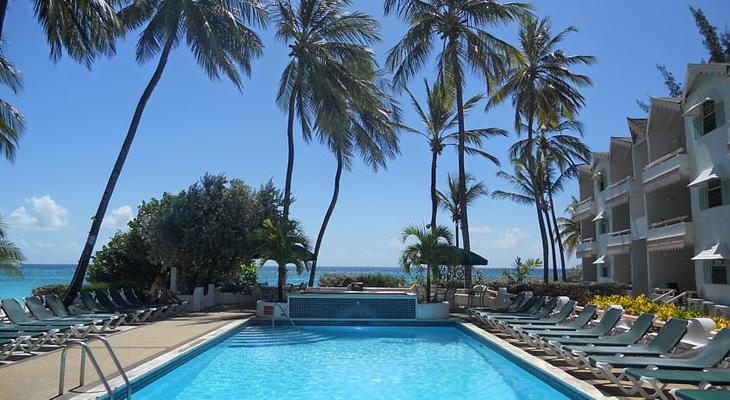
[58,336,131,399]
[606,176,631,190]
[577,196,594,206]
[271,303,299,332]
[608,229,631,237]
[650,215,690,229]
[644,147,685,170]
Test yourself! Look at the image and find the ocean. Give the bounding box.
[0,264,544,300]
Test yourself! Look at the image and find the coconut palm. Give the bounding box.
[0,54,23,162]
[385,0,532,287]
[0,0,119,67]
[558,197,581,258]
[275,0,380,221]
[403,77,504,232]
[437,173,488,248]
[64,0,267,305]
[0,215,24,277]
[399,224,456,302]
[255,218,312,302]
[488,16,594,282]
[308,77,401,287]
[511,118,590,279]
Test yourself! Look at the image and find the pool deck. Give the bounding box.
[0,308,254,400]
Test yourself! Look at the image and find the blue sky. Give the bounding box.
[1,0,727,268]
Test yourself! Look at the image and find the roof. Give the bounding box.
[684,63,730,97]
[692,243,729,261]
[627,118,648,141]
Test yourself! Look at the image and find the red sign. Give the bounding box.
[263,305,273,315]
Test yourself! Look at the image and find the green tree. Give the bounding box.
[385,0,532,287]
[690,6,730,63]
[254,218,312,302]
[274,0,380,221]
[488,16,594,282]
[309,77,401,287]
[0,54,23,162]
[65,0,267,305]
[502,256,541,285]
[436,173,488,248]
[399,224,455,302]
[403,77,504,233]
[558,196,581,258]
[0,214,24,277]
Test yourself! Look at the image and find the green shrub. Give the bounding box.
[31,282,128,298]
[491,281,628,305]
[318,273,407,288]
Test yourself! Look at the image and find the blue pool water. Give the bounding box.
[131,325,575,399]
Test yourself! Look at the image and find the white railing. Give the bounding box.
[577,196,594,206]
[606,176,631,190]
[644,148,685,171]
[609,228,631,237]
[650,215,690,229]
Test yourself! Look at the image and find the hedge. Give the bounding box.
[318,273,408,288]
[490,281,629,305]
[31,282,127,298]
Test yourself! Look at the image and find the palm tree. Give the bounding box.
[558,197,581,258]
[308,77,401,287]
[437,173,488,248]
[63,0,267,305]
[0,214,24,277]
[403,77,504,232]
[488,16,594,283]
[0,0,119,66]
[255,218,312,302]
[511,118,590,279]
[274,0,380,221]
[0,54,23,162]
[399,224,455,302]
[385,0,532,287]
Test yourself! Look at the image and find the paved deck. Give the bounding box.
[0,309,253,400]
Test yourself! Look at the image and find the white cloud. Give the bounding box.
[101,205,134,229]
[483,227,529,249]
[470,225,495,234]
[384,238,403,249]
[8,196,69,230]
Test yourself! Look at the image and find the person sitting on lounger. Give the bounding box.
[149,276,181,304]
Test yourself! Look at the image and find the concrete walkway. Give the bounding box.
[0,309,253,400]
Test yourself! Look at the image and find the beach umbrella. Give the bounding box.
[452,247,488,266]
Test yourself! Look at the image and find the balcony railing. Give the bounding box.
[607,229,632,254]
[574,197,595,220]
[647,216,694,252]
[576,237,596,257]
[604,176,631,206]
[642,148,689,192]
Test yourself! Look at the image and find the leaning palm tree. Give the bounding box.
[0,214,24,277]
[488,16,594,282]
[64,0,267,305]
[558,197,581,258]
[437,173,488,248]
[275,0,380,221]
[255,218,312,302]
[403,77,504,232]
[0,53,24,162]
[308,76,401,287]
[399,224,456,303]
[385,0,532,287]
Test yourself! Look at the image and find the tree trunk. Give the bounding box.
[309,149,343,287]
[525,117,550,283]
[278,262,286,302]
[0,0,8,40]
[452,55,472,288]
[426,262,431,303]
[544,207,558,281]
[63,37,175,306]
[548,188,567,280]
[283,93,296,221]
[454,220,460,248]
[430,149,438,231]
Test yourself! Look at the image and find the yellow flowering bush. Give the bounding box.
[591,295,730,330]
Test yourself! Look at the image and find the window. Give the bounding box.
[600,263,610,278]
[702,100,717,134]
[598,220,608,234]
[708,178,723,208]
[705,260,728,285]
[597,174,606,191]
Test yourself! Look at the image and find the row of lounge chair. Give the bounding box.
[0,289,187,361]
[468,291,730,400]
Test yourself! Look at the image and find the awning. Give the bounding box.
[592,211,605,222]
[688,166,724,187]
[593,255,606,265]
[692,243,729,260]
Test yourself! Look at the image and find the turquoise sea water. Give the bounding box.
[132,325,573,400]
[0,264,545,300]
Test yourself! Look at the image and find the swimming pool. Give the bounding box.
[99,323,595,399]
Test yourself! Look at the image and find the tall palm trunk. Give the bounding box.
[454,220,459,248]
[526,116,550,282]
[547,186,567,280]
[0,0,7,40]
[63,37,175,306]
[543,206,558,281]
[429,149,438,231]
[309,148,343,287]
[283,92,296,221]
[452,55,472,288]
[277,262,286,302]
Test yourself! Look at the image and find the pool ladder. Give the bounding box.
[58,336,132,399]
[272,303,299,332]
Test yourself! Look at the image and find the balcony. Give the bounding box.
[642,149,689,193]
[576,238,596,258]
[574,197,595,221]
[606,229,632,255]
[604,176,631,207]
[647,216,694,252]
